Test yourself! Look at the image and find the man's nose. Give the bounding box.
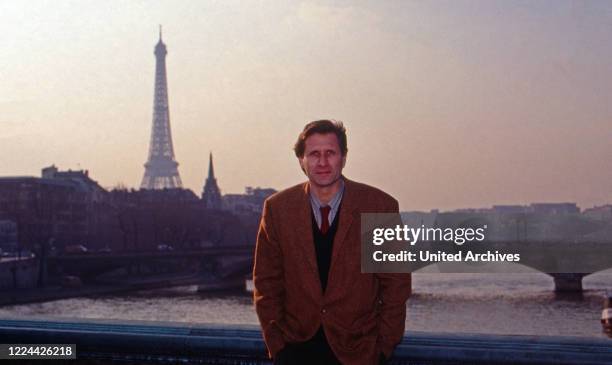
[318,155,329,166]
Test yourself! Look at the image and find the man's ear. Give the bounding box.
[341,155,347,168]
[298,157,306,174]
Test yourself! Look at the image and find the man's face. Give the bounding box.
[299,133,346,188]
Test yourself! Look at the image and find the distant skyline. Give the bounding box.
[1,1,611,211]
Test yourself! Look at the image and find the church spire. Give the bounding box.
[208,152,215,179]
[202,152,222,209]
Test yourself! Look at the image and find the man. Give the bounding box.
[253,120,411,365]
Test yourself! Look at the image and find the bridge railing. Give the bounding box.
[0,317,611,365]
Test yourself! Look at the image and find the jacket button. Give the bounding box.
[321,308,327,314]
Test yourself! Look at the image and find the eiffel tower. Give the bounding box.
[141,26,183,190]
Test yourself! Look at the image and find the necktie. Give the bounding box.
[320,206,331,234]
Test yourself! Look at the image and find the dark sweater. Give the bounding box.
[311,208,340,293]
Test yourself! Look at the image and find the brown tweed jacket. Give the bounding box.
[253,178,412,365]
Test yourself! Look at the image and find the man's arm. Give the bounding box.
[376,199,412,359]
[253,199,286,358]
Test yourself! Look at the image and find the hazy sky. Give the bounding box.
[1,0,611,211]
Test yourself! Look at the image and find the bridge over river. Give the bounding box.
[30,246,254,295]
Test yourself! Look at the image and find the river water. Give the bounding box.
[1,272,610,338]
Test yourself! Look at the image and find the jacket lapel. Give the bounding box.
[329,178,357,279]
[294,182,323,296]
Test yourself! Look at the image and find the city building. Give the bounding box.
[492,205,530,214]
[222,187,276,215]
[583,204,612,221]
[0,166,111,251]
[529,202,579,215]
[0,220,17,253]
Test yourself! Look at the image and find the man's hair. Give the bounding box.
[293,120,348,158]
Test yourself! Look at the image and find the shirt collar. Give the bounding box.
[309,178,345,210]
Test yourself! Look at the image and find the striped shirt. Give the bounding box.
[309,179,345,229]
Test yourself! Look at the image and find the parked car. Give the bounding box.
[60,275,82,288]
[65,245,89,254]
[0,249,34,258]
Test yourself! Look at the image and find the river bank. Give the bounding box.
[0,273,245,306]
